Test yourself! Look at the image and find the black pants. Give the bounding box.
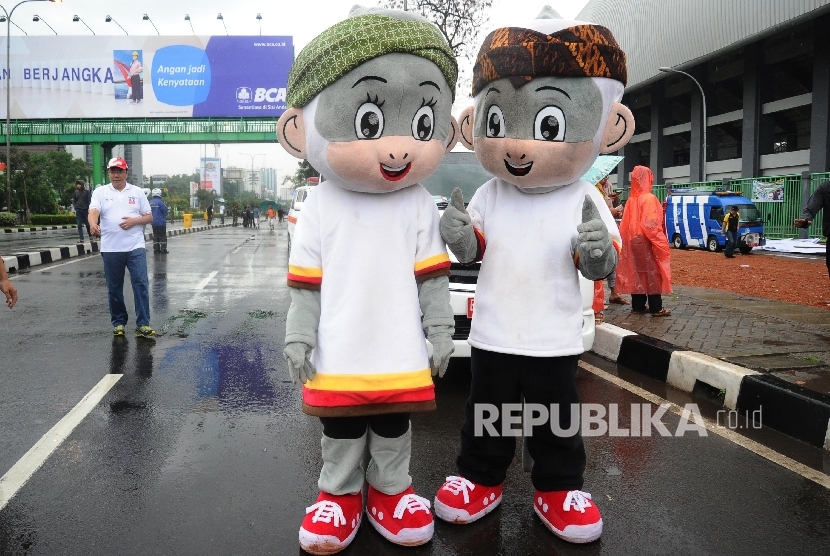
[152,225,167,253]
[457,348,585,492]
[321,413,410,440]
[631,293,662,313]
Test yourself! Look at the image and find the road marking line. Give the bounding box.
[0,374,122,511]
[195,270,218,290]
[579,360,830,490]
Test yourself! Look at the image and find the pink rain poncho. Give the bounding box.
[615,166,672,295]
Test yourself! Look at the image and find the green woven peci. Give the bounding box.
[287,14,458,108]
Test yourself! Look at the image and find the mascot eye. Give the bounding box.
[486,105,505,138]
[411,105,435,141]
[354,102,385,139]
[534,106,565,141]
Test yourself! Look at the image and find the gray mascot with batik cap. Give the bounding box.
[433,6,634,544]
[277,6,458,554]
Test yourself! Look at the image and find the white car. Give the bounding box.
[422,151,596,356]
[287,184,314,253]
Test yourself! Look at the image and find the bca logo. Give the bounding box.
[254,88,287,103]
[236,87,252,103]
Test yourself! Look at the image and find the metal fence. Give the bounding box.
[620,173,830,239]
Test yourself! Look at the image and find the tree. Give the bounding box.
[1,148,90,214]
[381,0,493,97]
[281,159,320,189]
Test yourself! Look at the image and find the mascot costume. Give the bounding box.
[276,6,459,555]
[433,6,634,544]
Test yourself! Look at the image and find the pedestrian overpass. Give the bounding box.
[3,117,278,186]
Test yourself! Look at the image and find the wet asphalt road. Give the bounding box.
[1,225,829,555]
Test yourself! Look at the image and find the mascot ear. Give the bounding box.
[458,106,475,151]
[599,102,635,153]
[445,116,460,154]
[277,107,307,159]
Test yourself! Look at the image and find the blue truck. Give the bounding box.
[665,190,765,253]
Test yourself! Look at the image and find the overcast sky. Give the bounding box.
[12,0,589,178]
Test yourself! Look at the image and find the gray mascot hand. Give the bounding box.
[440,188,477,263]
[428,328,455,378]
[283,342,316,384]
[576,195,617,280]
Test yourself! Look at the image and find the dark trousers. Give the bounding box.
[220,213,225,224]
[152,225,167,253]
[631,294,663,313]
[75,209,90,241]
[457,347,585,492]
[321,413,410,439]
[725,230,738,257]
[101,249,150,327]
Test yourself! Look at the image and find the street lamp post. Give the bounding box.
[105,15,128,35]
[217,13,227,36]
[238,153,265,194]
[184,14,194,35]
[256,13,262,36]
[3,0,61,213]
[659,66,707,182]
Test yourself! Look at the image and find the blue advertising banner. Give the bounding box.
[0,36,293,119]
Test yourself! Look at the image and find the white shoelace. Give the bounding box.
[306,500,347,527]
[442,476,476,504]
[563,490,593,513]
[393,494,431,519]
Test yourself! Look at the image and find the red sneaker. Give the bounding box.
[533,489,603,543]
[433,475,502,524]
[299,491,362,555]
[366,485,434,546]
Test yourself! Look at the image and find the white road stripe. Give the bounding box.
[195,270,218,290]
[0,374,122,511]
[579,360,830,490]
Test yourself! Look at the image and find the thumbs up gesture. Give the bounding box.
[440,187,478,263]
[576,195,617,280]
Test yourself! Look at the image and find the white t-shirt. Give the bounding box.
[89,182,151,252]
[467,178,621,357]
[288,180,450,411]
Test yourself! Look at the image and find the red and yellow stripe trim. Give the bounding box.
[287,264,322,285]
[414,253,451,276]
[302,368,435,408]
[287,215,298,224]
[474,227,486,262]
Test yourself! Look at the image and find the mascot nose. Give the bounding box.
[389,152,409,161]
[505,151,527,160]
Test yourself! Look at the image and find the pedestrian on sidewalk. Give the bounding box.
[72,180,92,242]
[795,179,830,278]
[266,204,276,230]
[253,206,260,228]
[593,178,628,320]
[722,205,740,258]
[88,157,156,338]
[0,258,18,309]
[207,203,214,226]
[232,204,239,226]
[219,203,225,224]
[149,188,169,254]
[615,166,672,316]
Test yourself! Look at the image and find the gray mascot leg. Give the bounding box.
[319,432,367,495]
[366,425,412,495]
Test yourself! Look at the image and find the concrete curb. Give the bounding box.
[2,223,228,272]
[592,323,830,451]
[2,225,76,233]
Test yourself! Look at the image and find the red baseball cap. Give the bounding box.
[107,157,128,170]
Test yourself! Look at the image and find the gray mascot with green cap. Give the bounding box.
[277,6,458,554]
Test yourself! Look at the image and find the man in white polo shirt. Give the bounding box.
[88,157,156,338]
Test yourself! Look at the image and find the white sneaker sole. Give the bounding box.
[534,505,603,543]
[433,494,502,524]
[366,513,433,546]
[299,514,360,555]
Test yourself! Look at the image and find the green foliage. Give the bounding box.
[281,159,319,189]
[0,212,17,226]
[0,148,91,214]
[30,214,77,225]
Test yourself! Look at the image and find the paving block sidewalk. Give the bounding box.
[596,285,830,450]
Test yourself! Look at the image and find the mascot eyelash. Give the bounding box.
[420,97,438,108]
[364,92,385,107]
